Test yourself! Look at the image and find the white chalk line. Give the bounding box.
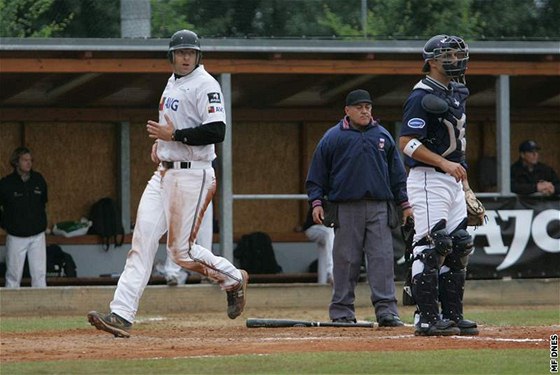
[258,334,545,343]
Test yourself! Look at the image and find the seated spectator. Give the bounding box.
[302,206,334,285]
[511,140,559,196]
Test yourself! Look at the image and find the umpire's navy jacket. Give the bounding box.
[306,116,408,206]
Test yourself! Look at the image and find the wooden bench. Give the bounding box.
[0,232,316,286]
[0,274,202,287]
[0,272,320,286]
[0,232,309,246]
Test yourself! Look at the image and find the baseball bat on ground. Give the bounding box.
[246,318,374,328]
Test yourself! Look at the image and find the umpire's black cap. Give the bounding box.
[519,140,541,152]
[346,89,372,106]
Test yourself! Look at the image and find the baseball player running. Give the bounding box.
[399,35,479,336]
[88,29,248,337]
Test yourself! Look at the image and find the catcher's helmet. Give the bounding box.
[421,34,469,80]
[167,29,201,63]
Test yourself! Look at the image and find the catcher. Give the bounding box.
[399,34,481,336]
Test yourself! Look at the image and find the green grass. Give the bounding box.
[1,349,549,375]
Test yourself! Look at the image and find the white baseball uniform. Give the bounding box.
[109,65,241,323]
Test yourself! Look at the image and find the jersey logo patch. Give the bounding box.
[407,118,426,129]
[378,138,386,150]
[160,96,179,111]
[207,92,221,104]
[208,106,224,113]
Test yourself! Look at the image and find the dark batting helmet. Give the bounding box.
[167,29,201,64]
[421,34,469,80]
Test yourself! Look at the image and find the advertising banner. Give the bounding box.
[393,196,560,280]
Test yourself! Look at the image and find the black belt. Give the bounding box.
[162,161,192,169]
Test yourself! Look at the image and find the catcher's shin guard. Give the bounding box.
[402,266,415,306]
[438,269,479,335]
[438,269,466,322]
[412,267,440,325]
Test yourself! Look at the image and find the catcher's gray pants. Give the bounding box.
[329,200,399,321]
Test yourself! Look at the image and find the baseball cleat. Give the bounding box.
[414,319,460,336]
[456,319,479,336]
[87,311,131,338]
[226,270,248,319]
[377,314,405,327]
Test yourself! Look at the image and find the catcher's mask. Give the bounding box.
[167,29,201,65]
[422,35,469,81]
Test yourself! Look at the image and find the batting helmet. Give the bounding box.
[167,29,201,63]
[422,35,469,80]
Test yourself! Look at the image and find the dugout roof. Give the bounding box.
[1,37,559,123]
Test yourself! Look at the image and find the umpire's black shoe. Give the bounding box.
[226,270,249,319]
[332,317,357,323]
[87,311,131,338]
[414,319,460,336]
[455,319,479,336]
[378,314,405,327]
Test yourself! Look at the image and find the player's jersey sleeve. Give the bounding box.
[401,89,429,138]
[197,80,226,125]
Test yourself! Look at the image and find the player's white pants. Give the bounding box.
[163,201,214,283]
[407,167,466,278]
[110,167,241,322]
[5,232,46,288]
[305,224,334,284]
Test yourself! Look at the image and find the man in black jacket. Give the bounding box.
[0,147,48,287]
[511,140,559,196]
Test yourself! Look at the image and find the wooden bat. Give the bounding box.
[246,318,374,328]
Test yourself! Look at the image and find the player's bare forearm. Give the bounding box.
[399,135,466,182]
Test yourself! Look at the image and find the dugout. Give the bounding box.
[0,37,559,270]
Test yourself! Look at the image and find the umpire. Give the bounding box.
[306,89,413,327]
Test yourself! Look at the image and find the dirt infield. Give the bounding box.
[2,307,555,363]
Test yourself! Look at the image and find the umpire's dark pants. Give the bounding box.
[329,200,399,321]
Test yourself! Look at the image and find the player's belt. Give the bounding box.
[161,161,211,169]
[412,166,447,174]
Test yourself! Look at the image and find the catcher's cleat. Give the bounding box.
[87,311,131,338]
[414,319,460,336]
[456,319,479,336]
[226,270,248,319]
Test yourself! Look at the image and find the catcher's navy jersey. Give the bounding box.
[400,76,469,168]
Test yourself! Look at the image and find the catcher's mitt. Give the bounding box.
[464,188,486,226]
